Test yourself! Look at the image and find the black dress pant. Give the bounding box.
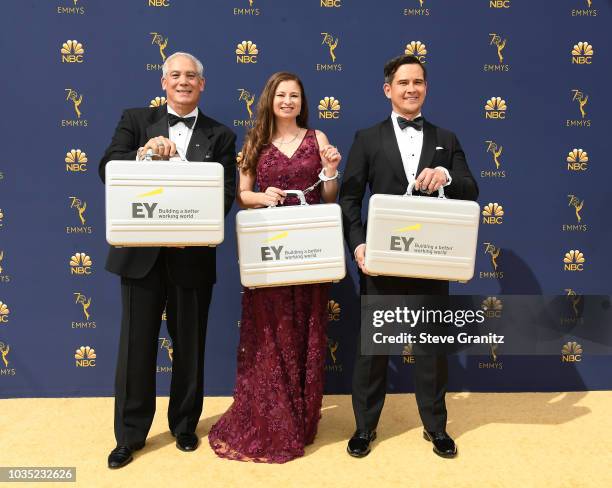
[114,251,213,447]
[352,274,448,433]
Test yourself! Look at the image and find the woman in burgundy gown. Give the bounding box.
[208,72,341,463]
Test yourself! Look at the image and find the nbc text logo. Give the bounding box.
[234,0,260,16]
[0,301,9,324]
[572,0,597,16]
[63,89,87,127]
[563,250,585,271]
[567,89,590,127]
[150,96,167,107]
[318,97,341,119]
[484,97,507,119]
[484,34,509,72]
[317,33,342,71]
[567,148,588,172]
[404,0,430,16]
[328,300,341,321]
[405,41,427,63]
[571,42,594,64]
[235,89,256,128]
[236,41,258,64]
[480,242,503,279]
[66,149,88,172]
[148,0,170,7]
[70,253,93,275]
[75,346,96,367]
[61,40,84,63]
[562,341,582,362]
[482,203,504,224]
[490,0,510,8]
[321,0,342,7]
[482,297,503,318]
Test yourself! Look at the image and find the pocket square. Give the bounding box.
[435,146,446,150]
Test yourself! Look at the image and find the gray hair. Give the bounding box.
[162,52,204,78]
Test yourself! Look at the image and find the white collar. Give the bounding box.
[392,111,422,122]
[167,105,199,121]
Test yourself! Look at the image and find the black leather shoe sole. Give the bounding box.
[176,434,199,452]
[347,432,377,458]
[422,432,457,458]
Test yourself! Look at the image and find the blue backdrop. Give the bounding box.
[1,0,610,397]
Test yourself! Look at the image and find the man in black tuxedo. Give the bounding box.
[339,55,478,458]
[99,52,236,468]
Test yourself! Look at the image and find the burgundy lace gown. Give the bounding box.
[208,130,330,463]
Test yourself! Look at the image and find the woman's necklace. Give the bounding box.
[273,129,301,146]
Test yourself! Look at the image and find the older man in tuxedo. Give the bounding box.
[99,52,236,468]
[339,55,478,459]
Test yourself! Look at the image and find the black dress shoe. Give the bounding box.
[175,432,199,452]
[423,430,457,458]
[347,430,377,458]
[107,443,144,469]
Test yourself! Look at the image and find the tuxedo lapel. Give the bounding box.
[416,120,437,175]
[381,118,409,189]
[145,106,169,140]
[186,109,214,161]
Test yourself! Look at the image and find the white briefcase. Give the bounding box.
[236,190,346,288]
[105,160,224,246]
[365,183,480,282]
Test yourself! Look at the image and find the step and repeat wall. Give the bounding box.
[1,0,610,397]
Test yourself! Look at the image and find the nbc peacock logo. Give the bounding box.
[481,297,503,318]
[70,252,93,275]
[484,97,507,119]
[561,341,582,362]
[404,41,427,63]
[566,148,588,171]
[571,42,594,64]
[318,97,341,120]
[65,149,88,172]
[0,301,9,324]
[328,300,341,321]
[482,203,504,225]
[563,250,585,271]
[61,40,84,63]
[75,346,96,367]
[150,96,167,108]
[236,41,258,64]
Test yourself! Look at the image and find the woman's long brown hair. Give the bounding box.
[238,72,309,175]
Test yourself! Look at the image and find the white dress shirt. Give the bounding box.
[167,105,198,161]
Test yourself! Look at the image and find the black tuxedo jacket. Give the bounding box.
[99,105,237,287]
[339,117,479,283]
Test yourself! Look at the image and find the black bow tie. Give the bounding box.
[397,116,423,131]
[168,113,196,128]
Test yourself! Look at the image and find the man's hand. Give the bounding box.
[415,167,447,194]
[139,136,177,160]
[355,244,369,275]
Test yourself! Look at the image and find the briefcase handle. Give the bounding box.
[405,181,445,199]
[284,190,307,206]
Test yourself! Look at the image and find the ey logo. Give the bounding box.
[61,40,84,63]
[261,231,287,261]
[484,97,507,119]
[318,97,341,119]
[390,223,420,251]
[571,89,588,119]
[567,148,588,171]
[237,89,256,119]
[65,88,84,118]
[482,297,503,318]
[567,195,584,223]
[571,42,594,64]
[133,188,162,219]
[321,33,339,63]
[65,149,88,172]
[485,140,503,169]
[482,203,504,224]
[70,253,93,275]
[150,32,169,62]
[562,341,582,362]
[489,34,507,64]
[328,300,341,321]
[405,41,427,63]
[564,250,585,271]
[69,197,87,225]
[236,41,259,64]
[150,96,167,107]
[74,293,92,321]
[0,301,10,324]
[75,346,96,367]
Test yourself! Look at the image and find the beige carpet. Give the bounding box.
[2,393,611,488]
